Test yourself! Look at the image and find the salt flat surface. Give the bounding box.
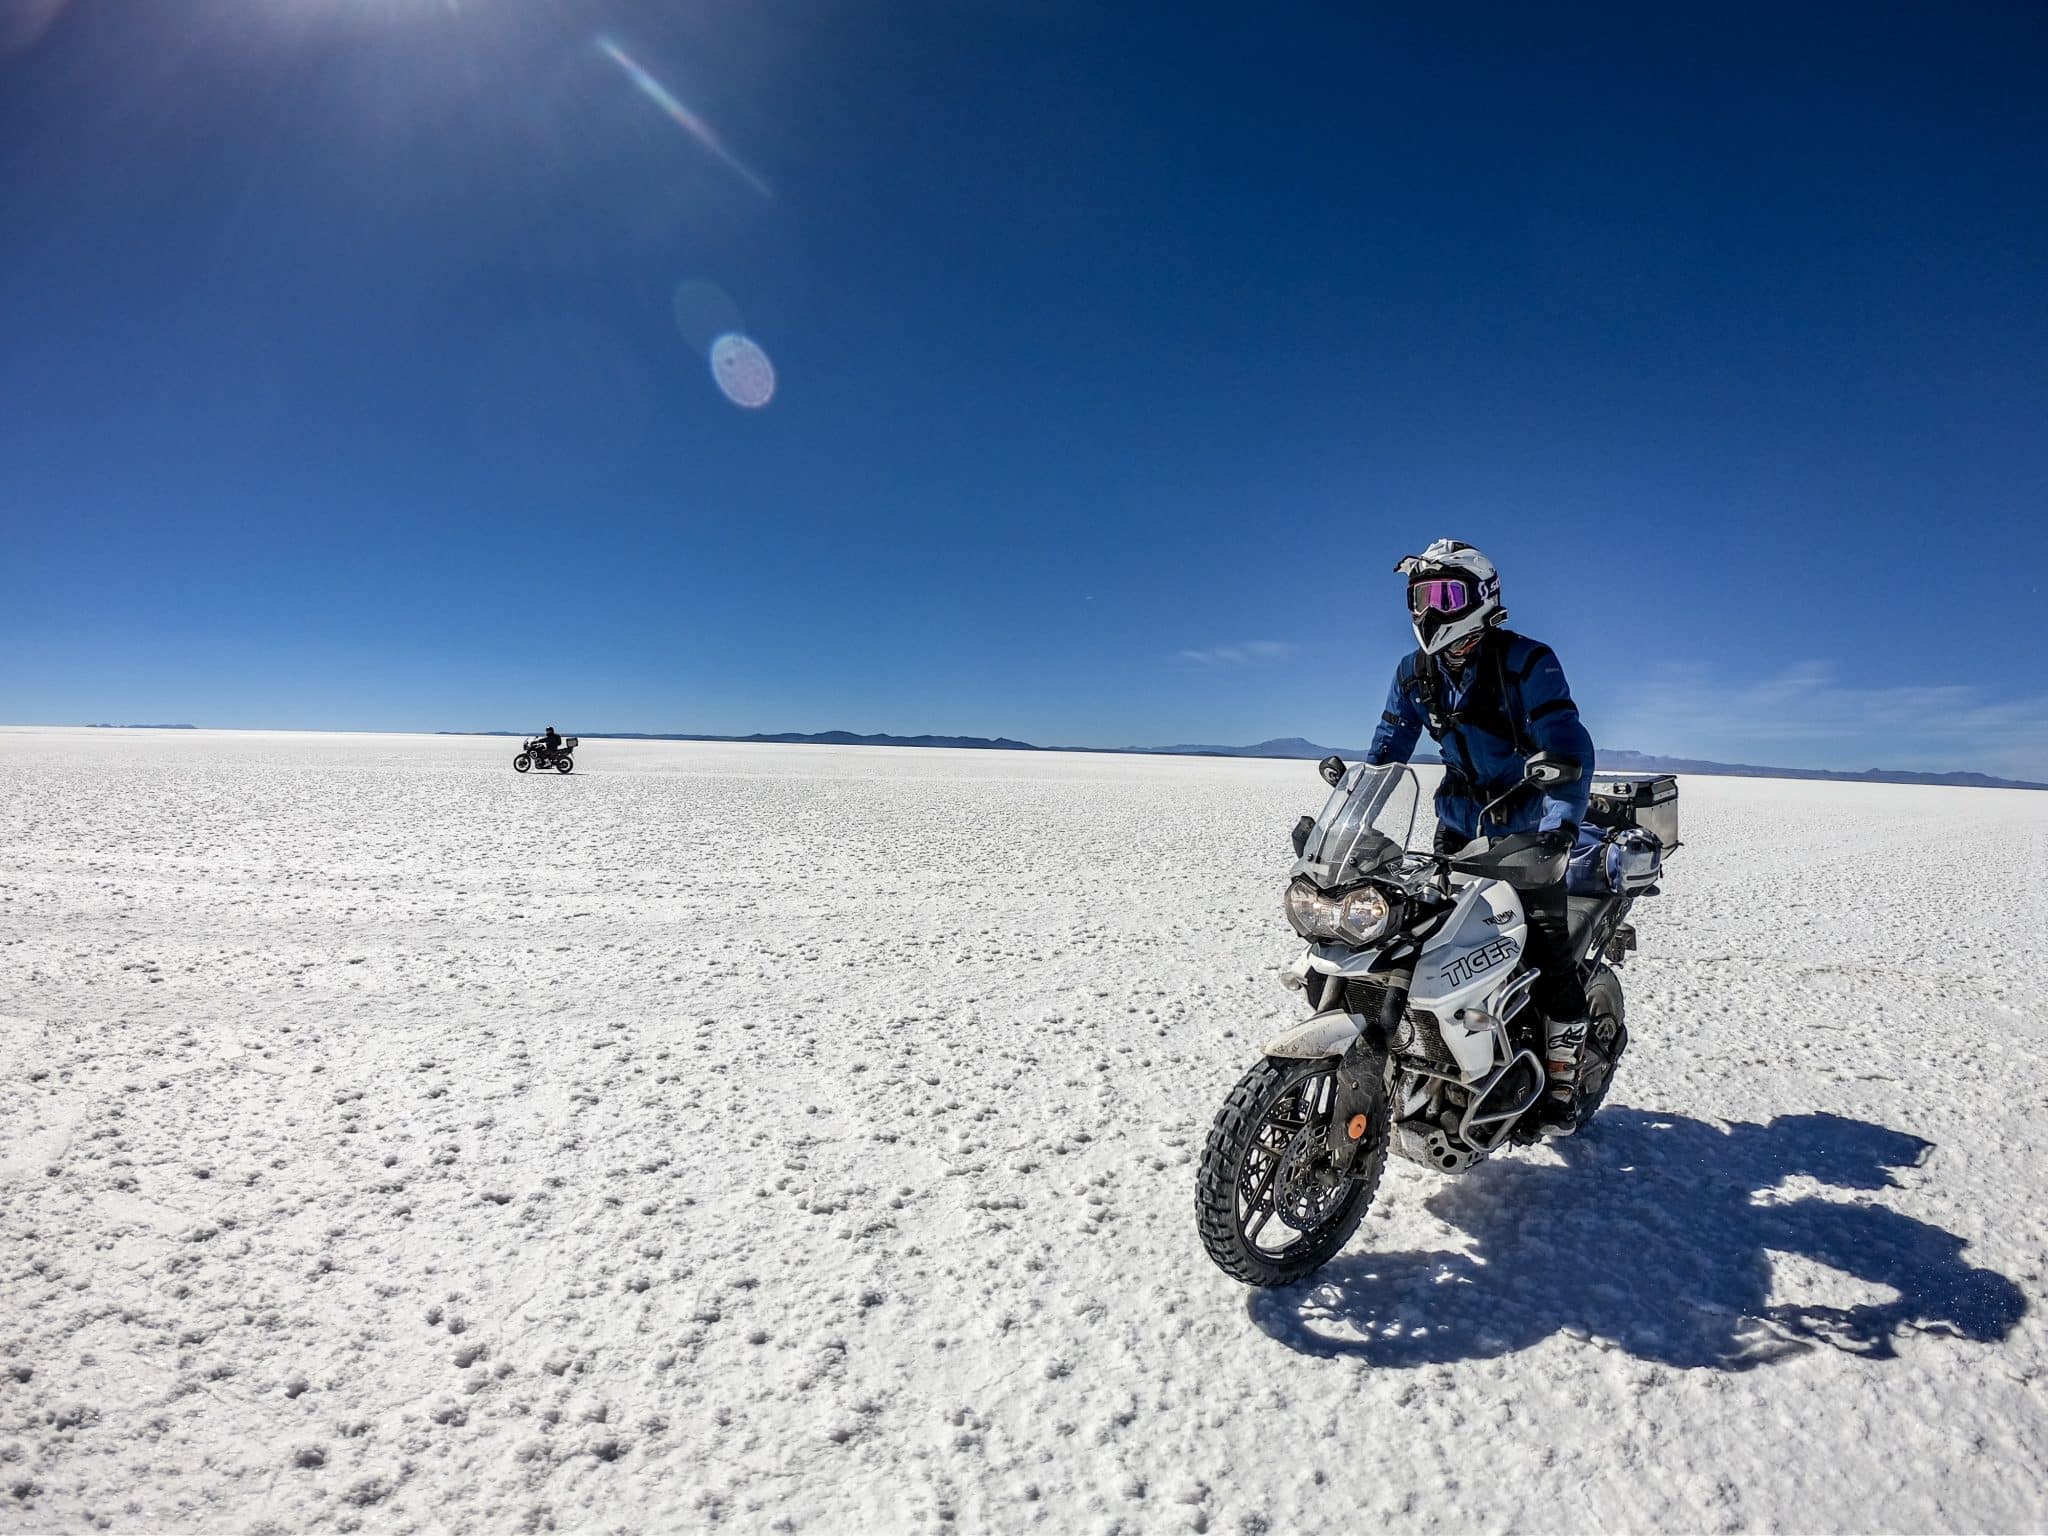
[2,727,2044,1535]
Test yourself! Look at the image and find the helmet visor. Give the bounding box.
[1409,577,1474,618]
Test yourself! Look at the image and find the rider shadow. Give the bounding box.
[1247,1108,2025,1371]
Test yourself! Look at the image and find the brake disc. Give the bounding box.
[1273,1125,1347,1230]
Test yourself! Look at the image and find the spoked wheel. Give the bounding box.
[553,754,574,774]
[1196,1056,1387,1287]
[513,753,532,773]
[1573,965,1628,1129]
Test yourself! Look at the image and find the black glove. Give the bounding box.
[1536,827,1575,857]
[1432,826,1468,858]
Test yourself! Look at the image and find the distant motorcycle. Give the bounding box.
[513,736,577,775]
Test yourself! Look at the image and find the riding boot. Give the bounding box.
[1540,1015,1588,1134]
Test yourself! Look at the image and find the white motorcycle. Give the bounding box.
[1196,755,1671,1287]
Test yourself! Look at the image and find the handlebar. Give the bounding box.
[1445,831,1568,889]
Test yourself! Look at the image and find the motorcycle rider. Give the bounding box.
[540,725,562,759]
[1363,539,1598,1129]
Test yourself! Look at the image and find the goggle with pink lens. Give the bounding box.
[1409,578,1472,616]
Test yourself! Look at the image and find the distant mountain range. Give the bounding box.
[1590,749,2046,792]
[447,728,2047,791]
[560,728,1041,752]
[1125,736,1377,760]
[1113,738,2047,788]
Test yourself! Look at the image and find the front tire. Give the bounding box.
[553,754,574,774]
[1196,1056,1386,1287]
[513,753,532,773]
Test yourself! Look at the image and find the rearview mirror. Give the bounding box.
[1524,752,1581,788]
[1318,755,1346,786]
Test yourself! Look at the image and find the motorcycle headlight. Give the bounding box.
[1333,886,1393,945]
[1284,879,1336,939]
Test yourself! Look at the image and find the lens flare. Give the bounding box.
[671,279,745,354]
[710,334,775,409]
[595,34,772,199]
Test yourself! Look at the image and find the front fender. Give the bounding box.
[1262,1010,1366,1060]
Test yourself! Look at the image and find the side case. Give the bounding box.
[1587,773,1680,851]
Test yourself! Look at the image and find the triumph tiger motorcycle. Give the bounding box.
[1196,754,1674,1286]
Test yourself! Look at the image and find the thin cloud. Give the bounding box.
[1175,641,1297,667]
[1604,660,2048,779]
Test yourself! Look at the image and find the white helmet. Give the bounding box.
[1395,538,1505,655]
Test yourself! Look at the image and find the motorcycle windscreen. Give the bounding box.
[1294,762,1419,886]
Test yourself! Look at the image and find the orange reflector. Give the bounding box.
[1347,1114,1369,1140]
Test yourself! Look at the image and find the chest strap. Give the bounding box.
[1410,639,1537,763]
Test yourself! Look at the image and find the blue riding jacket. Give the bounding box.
[1365,629,1594,841]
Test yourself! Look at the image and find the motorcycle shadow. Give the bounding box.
[1246,1107,2025,1371]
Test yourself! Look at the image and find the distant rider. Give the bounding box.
[541,725,562,758]
[1363,540,1597,1130]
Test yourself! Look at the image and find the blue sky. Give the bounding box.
[4,2,2044,775]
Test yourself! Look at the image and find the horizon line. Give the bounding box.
[12,721,2044,791]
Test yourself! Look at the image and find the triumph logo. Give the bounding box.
[1440,936,1517,988]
